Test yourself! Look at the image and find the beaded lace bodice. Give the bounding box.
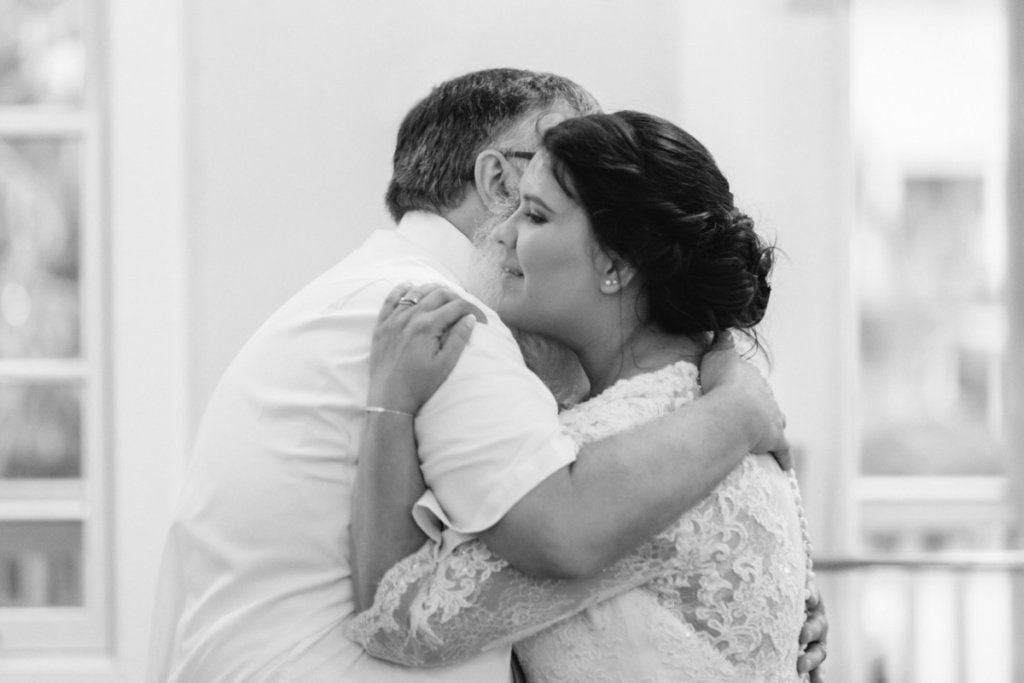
[346,361,810,681]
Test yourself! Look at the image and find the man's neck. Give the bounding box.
[512,328,589,408]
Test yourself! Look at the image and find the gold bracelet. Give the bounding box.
[365,406,414,418]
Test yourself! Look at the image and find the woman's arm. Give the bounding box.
[349,284,480,611]
[348,294,827,674]
[349,410,428,611]
[347,284,673,666]
[347,533,677,667]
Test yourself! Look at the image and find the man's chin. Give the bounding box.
[465,240,505,311]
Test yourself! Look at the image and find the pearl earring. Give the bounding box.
[604,278,617,287]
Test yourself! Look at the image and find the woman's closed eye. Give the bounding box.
[525,211,547,225]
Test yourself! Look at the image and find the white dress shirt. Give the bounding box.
[148,212,579,682]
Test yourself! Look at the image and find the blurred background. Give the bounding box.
[0,0,1020,680]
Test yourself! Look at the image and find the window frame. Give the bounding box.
[0,0,189,678]
[0,0,110,652]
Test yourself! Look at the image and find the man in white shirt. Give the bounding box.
[149,68,825,682]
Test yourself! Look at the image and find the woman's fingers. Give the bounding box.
[379,283,416,322]
[405,286,486,319]
[387,284,488,328]
[377,282,485,365]
[428,298,486,335]
[437,314,476,368]
[430,313,476,392]
[381,282,446,319]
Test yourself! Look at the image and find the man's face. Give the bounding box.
[465,191,515,310]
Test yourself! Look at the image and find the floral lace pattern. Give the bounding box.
[346,361,809,681]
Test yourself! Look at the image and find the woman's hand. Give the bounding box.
[367,283,486,415]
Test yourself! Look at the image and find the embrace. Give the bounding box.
[150,69,829,682]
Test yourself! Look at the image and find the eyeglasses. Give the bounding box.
[462,150,536,181]
[500,150,535,162]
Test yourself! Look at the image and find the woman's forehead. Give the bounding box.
[522,152,572,205]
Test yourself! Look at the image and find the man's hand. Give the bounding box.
[698,333,791,470]
[798,578,829,681]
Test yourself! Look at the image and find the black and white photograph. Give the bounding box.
[0,1,1019,681]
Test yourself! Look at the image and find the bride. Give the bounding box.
[347,111,814,681]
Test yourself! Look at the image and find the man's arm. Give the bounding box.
[482,347,786,578]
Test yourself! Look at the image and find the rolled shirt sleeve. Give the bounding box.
[412,316,579,551]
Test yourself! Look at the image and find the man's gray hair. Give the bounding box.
[385,68,599,222]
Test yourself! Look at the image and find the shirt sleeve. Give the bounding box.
[411,316,580,546]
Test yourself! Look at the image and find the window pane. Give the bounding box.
[853,0,1006,477]
[0,0,84,106]
[859,177,1003,476]
[0,383,80,478]
[0,520,81,606]
[0,137,80,358]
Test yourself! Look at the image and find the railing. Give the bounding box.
[814,553,1024,683]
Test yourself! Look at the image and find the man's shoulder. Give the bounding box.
[254,232,435,316]
[238,238,490,356]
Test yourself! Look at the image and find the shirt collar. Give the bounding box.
[395,211,476,285]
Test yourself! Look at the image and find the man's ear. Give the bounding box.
[594,249,636,294]
[473,149,515,211]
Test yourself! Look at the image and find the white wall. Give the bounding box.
[185,0,685,427]
[676,0,854,553]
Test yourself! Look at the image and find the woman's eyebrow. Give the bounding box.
[522,193,554,213]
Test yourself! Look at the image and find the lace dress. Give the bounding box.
[347,361,811,682]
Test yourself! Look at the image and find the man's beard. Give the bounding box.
[466,195,589,408]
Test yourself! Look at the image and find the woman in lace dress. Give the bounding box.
[347,111,814,681]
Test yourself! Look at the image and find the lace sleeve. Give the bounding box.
[345,534,680,667]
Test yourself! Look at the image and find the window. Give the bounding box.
[851,0,1008,554]
[675,1,1016,678]
[0,0,108,651]
[843,0,1013,679]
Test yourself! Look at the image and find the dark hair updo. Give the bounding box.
[541,110,774,342]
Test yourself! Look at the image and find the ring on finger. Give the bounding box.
[397,292,422,307]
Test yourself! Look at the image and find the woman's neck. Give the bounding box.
[577,324,705,398]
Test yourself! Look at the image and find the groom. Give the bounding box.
[149,68,826,681]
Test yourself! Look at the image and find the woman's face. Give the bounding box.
[491,151,606,343]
